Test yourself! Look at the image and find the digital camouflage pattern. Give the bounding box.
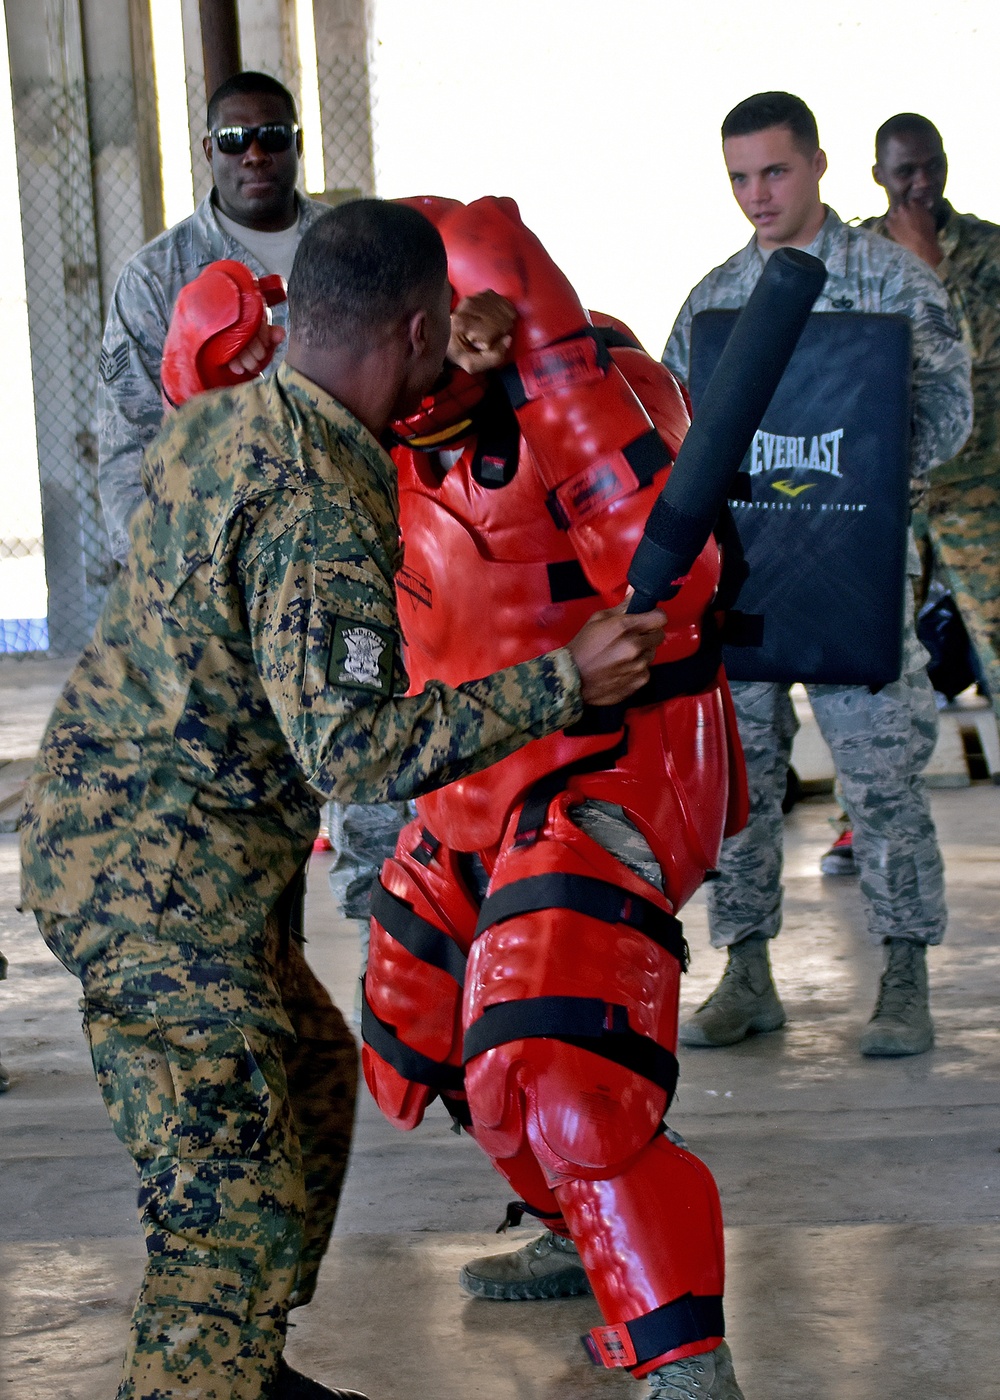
[663,207,972,478]
[663,207,959,949]
[21,362,581,1399]
[97,192,328,562]
[705,664,945,948]
[921,478,1000,717]
[865,205,1000,720]
[68,912,357,1400]
[327,800,412,920]
[22,363,582,971]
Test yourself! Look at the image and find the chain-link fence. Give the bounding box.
[2,19,376,662]
[316,52,374,202]
[5,71,115,660]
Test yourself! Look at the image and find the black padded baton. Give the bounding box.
[627,247,827,613]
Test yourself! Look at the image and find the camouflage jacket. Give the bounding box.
[864,204,1000,485]
[97,191,329,563]
[21,366,582,968]
[663,206,972,477]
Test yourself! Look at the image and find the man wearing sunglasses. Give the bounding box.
[97,70,328,565]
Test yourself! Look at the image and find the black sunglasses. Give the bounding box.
[209,123,300,156]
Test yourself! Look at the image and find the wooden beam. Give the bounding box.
[126,0,165,240]
[199,0,241,105]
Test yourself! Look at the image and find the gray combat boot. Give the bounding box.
[458,1230,590,1300]
[679,938,786,1047]
[647,1341,745,1398]
[859,938,934,1057]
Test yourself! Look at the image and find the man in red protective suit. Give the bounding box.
[361,197,747,1400]
[162,197,748,1400]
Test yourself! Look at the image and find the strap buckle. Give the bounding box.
[584,1324,638,1369]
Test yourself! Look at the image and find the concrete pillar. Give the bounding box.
[180,0,212,203]
[5,0,113,655]
[80,0,159,306]
[239,0,296,85]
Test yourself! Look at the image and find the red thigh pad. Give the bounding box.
[463,797,684,1176]
[361,821,479,1130]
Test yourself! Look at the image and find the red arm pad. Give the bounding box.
[436,198,681,594]
[160,259,286,407]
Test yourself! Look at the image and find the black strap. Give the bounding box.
[370,881,467,986]
[360,984,465,1092]
[721,610,765,647]
[514,734,629,845]
[462,996,679,1099]
[410,827,440,868]
[566,624,723,737]
[475,872,687,968]
[593,324,643,352]
[713,500,750,611]
[547,559,598,603]
[470,375,521,487]
[727,471,753,502]
[585,1294,725,1370]
[622,428,673,486]
[497,1199,566,1233]
[440,1092,473,1130]
[544,428,673,533]
[501,326,611,411]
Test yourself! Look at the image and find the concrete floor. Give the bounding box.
[1,661,998,1399]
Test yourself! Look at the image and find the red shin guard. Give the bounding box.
[554,1132,726,1375]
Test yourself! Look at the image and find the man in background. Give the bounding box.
[867,116,1000,734]
[97,70,325,563]
[822,113,1000,878]
[663,91,971,1058]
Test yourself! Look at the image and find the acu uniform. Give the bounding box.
[663,208,972,962]
[21,364,582,1400]
[97,191,328,562]
[865,203,1000,722]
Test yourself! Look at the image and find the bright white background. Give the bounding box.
[370,0,1000,354]
[4,0,1000,627]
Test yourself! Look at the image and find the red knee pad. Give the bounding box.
[161,260,286,407]
[462,796,685,1176]
[556,1133,726,1375]
[361,822,479,1130]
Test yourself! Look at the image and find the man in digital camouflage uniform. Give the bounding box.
[21,201,666,1400]
[97,66,401,1002]
[819,112,1000,878]
[866,112,1000,732]
[662,92,972,1059]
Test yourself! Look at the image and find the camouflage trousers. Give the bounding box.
[707,665,946,949]
[918,473,1000,720]
[40,912,358,1400]
[326,800,411,920]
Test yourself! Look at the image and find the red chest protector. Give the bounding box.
[390,197,745,904]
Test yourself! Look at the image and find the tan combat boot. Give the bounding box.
[458,1230,590,1300]
[647,1341,745,1398]
[859,938,934,1057]
[679,938,786,1047]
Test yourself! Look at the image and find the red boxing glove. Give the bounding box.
[161,259,286,407]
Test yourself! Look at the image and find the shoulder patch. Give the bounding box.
[920,301,961,341]
[327,617,396,695]
[99,342,130,384]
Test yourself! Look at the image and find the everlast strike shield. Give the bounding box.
[689,310,913,687]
